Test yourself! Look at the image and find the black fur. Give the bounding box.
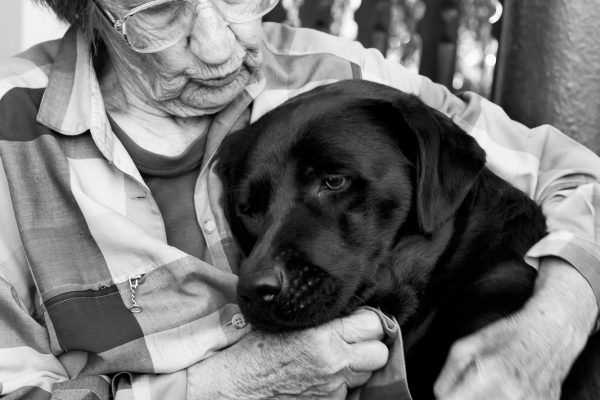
[216,80,600,399]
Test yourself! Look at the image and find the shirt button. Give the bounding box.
[203,220,216,234]
[231,313,247,329]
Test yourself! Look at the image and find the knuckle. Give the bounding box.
[448,339,472,359]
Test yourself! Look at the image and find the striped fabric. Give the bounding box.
[0,21,600,399]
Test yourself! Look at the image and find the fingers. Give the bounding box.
[344,370,373,389]
[437,367,526,400]
[437,380,490,400]
[347,340,389,372]
[323,382,352,400]
[434,336,484,398]
[342,341,383,390]
[337,309,385,343]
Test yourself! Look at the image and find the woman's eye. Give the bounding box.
[323,176,347,191]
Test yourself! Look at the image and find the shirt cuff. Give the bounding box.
[526,231,600,331]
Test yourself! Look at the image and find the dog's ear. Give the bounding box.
[215,129,259,255]
[386,96,486,235]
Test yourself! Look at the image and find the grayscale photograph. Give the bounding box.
[0,1,599,399]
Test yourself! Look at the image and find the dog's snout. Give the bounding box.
[239,264,287,305]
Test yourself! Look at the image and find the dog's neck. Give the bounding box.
[371,187,480,336]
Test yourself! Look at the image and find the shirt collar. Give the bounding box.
[36,26,267,166]
[37,26,104,137]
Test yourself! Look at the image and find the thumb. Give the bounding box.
[348,340,389,372]
[434,334,485,397]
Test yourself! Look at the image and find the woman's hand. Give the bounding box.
[434,258,598,400]
[186,308,389,399]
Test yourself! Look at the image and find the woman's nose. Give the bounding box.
[188,0,237,65]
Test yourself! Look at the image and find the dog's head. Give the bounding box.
[216,80,486,331]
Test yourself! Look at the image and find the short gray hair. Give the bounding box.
[34,0,115,46]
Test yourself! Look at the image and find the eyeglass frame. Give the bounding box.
[91,0,277,53]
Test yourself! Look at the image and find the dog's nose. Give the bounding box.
[239,264,286,305]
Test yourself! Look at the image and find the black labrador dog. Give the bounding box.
[216,80,599,399]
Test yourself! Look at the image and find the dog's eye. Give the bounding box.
[238,203,255,217]
[323,175,347,191]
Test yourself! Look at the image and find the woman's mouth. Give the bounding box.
[198,67,243,88]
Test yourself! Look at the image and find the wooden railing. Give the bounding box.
[264,1,600,152]
[263,0,503,98]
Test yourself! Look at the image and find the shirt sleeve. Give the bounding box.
[0,161,189,400]
[0,157,109,399]
[0,250,112,399]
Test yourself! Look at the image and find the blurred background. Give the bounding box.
[1,0,599,152]
[264,0,502,99]
[0,2,68,61]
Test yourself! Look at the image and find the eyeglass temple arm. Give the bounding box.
[91,0,124,32]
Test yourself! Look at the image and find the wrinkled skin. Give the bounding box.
[186,309,389,399]
[96,0,265,156]
[100,0,264,118]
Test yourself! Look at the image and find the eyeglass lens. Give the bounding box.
[125,0,278,52]
[126,1,194,52]
[212,0,278,23]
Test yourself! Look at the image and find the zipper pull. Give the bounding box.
[128,274,144,313]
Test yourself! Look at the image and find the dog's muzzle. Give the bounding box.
[237,260,342,331]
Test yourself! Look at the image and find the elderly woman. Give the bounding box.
[0,0,598,399]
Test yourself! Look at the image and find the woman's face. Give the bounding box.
[101,0,265,117]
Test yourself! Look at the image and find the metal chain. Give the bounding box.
[129,275,143,313]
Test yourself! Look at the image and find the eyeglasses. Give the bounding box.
[92,0,279,53]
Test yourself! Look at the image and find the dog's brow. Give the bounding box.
[246,178,272,212]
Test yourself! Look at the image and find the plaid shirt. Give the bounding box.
[1,23,600,400]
